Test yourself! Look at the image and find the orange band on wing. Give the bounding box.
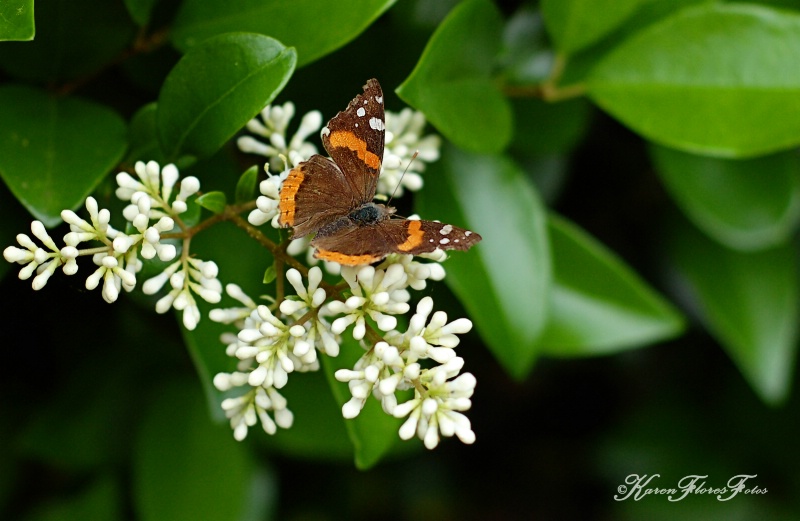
[396,220,424,252]
[279,167,305,226]
[329,131,381,170]
[315,248,381,266]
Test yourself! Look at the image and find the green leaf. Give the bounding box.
[668,219,798,404]
[236,165,259,204]
[127,103,168,164]
[587,3,800,158]
[124,0,159,26]
[416,146,551,379]
[396,0,512,153]
[0,86,127,227]
[172,0,396,67]
[0,0,34,41]
[651,144,800,251]
[134,379,261,521]
[157,33,296,160]
[262,265,276,284]
[0,0,134,81]
[541,0,642,54]
[196,191,227,214]
[537,214,684,356]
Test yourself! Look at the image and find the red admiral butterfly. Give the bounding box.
[278,79,481,265]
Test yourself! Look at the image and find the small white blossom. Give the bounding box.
[325,264,411,340]
[385,296,473,364]
[62,197,121,246]
[145,258,222,330]
[248,167,290,227]
[210,283,259,325]
[116,161,199,217]
[279,267,339,357]
[379,253,446,291]
[218,386,294,440]
[335,341,412,418]
[377,109,441,197]
[393,357,476,449]
[238,101,322,172]
[85,252,138,303]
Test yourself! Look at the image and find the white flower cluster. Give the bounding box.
[3,160,223,330]
[332,267,476,450]
[210,258,476,449]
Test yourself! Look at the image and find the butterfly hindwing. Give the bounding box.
[321,78,385,205]
[310,218,482,266]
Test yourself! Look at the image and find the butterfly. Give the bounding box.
[278,78,481,266]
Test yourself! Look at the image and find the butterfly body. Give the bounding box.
[278,79,481,265]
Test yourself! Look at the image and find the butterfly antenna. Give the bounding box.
[386,150,419,207]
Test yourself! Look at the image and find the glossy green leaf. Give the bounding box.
[541,0,642,54]
[127,103,168,164]
[0,0,133,81]
[157,33,296,160]
[537,214,684,356]
[0,0,34,41]
[416,146,551,379]
[236,165,259,204]
[651,145,800,251]
[323,338,405,469]
[668,219,798,404]
[172,0,396,67]
[0,86,127,227]
[262,265,276,284]
[124,0,159,26]
[196,191,227,214]
[134,379,259,521]
[396,0,512,153]
[588,3,800,157]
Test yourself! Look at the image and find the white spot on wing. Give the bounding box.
[376,95,383,104]
[465,230,472,236]
[439,238,450,245]
[357,107,366,117]
[439,224,453,235]
[369,117,385,131]
[321,126,330,136]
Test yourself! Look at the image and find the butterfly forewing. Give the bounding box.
[278,155,358,238]
[321,78,385,205]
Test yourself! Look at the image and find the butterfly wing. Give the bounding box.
[310,218,482,266]
[321,78,385,205]
[278,154,359,238]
